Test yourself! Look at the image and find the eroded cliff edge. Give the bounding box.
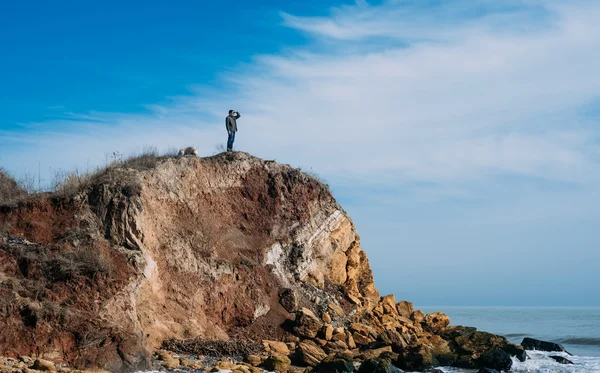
[0,152,379,371]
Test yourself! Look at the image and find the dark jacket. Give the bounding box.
[226,112,241,132]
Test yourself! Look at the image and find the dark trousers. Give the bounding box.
[227,131,236,150]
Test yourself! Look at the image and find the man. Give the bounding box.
[226,110,241,152]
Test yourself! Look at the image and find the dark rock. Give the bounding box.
[379,351,400,362]
[453,331,526,362]
[397,345,436,371]
[478,369,500,373]
[477,349,512,372]
[429,369,445,373]
[521,338,571,355]
[455,331,509,356]
[314,357,355,373]
[436,352,458,366]
[358,358,402,373]
[379,329,407,351]
[279,288,298,313]
[550,355,574,364]
[263,354,291,372]
[453,355,477,369]
[504,343,527,362]
[438,326,477,341]
[294,308,323,339]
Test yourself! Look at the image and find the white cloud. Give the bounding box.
[2,0,600,190]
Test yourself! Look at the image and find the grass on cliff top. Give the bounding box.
[1,146,330,206]
[0,146,180,206]
[0,167,27,204]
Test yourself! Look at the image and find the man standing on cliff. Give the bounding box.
[226,110,241,152]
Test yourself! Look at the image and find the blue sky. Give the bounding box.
[1,0,599,306]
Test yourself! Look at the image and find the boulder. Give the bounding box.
[477,349,512,372]
[18,357,33,366]
[263,340,291,355]
[378,329,407,351]
[322,312,332,323]
[521,338,571,355]
[358,358,402,373]
[423,312,450,333]
[155,351,180,369]
[328,302,345,317]
[396,345,436,371]
[319,325,334,341]
[380,295,397,315]
[438,326,477,341]
[315,338,328,347]
[503,343,527,362]
[279,289,299,313]
[347,332,357,349]
[454,355,478,369]
[353,332,376,346]
[478,369,500,373]
[359,346,393,360]
[294,308,323,339]
[296,340,328,366]
[396,301,414,318]
[350,323,377,337]
[332,331,348,343]
[549,355,574,365]
[324,340,349,354]
[263,354,291,373]
[379,351,399,362]
[32,359,56,372]
[245,355,263,367]
[313,357,354,373]
[455,331,511,359]
[410,310,425,324]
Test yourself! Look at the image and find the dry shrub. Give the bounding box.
[161,338,262,357]
[0,167,26,204]
[45,249,111,282]
[121,145,161,171]
[4,242,111,283]
[52,168,94,196]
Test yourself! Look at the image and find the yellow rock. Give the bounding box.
[263,340,290,355]
[245,355,262,367]
[263,354,291,373]
[235,365,251,373]
[323,325,334,341]
[32,360,56,373]
[327,302,344,317]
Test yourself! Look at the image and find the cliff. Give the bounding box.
[0,152,524,373]
[0,153,378,371]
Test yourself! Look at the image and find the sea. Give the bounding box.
[421,306,600,373]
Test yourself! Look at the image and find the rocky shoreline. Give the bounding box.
[1,329,575,373]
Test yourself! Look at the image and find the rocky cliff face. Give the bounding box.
[0,153,379,371]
